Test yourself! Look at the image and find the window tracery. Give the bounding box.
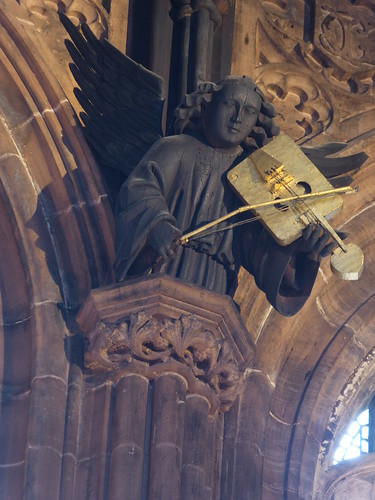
[333,409,369,464]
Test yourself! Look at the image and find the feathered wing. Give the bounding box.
[60,13,367,192]
[59,13,165,179]
[300,143,368,187]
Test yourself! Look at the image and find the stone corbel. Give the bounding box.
[77,274,255,413]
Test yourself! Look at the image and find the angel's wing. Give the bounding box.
[301,143,368,188]
[60,13,165,180]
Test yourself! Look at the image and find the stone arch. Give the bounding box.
[0,3,114,498]
[258,145,375,498]
[230,139,375,499]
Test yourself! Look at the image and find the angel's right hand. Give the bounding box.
[148,221,181,261]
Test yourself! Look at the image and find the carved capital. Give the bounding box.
[170,0,230,22]
[85,312,240,412]
[77,274,255,413]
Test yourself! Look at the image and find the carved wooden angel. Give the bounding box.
[60,14,367,316]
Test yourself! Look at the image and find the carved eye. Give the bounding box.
[244,107,256,115]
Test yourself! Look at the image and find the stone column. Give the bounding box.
[76,274,254,499]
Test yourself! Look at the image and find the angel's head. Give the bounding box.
[174,76,279,150]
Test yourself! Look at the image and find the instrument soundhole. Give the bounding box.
[296,181,312,194]
[274,197,289,211]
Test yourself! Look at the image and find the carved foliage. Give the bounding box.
[315,1,375,95]
[85,311,241,412]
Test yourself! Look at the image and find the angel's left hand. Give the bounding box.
[300,223,348,258]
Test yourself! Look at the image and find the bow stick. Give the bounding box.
[178,186,356,246]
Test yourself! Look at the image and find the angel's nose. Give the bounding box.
[231,105,242,123]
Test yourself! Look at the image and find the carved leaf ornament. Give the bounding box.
[85,312,241,412]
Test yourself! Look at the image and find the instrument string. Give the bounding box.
[183,169,330,244]
[183,205,291,243]
[271,169,322,226]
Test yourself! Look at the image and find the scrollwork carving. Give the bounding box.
[260,0,305,42]
[84,311,241,412]
[257,0,375,102]
[319,4,375,66]
[255,63,333,140]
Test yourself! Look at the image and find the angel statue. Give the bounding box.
[60,14,366,317]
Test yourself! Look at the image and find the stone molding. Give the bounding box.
[322,453,375,499]
[77,274,255,413]
[232,0,375,144]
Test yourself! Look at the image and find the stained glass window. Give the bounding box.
[333,409,369,464]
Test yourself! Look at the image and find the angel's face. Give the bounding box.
[203,84,262,149]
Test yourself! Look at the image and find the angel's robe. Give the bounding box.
[114,133,321,316]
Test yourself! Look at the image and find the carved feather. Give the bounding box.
[59,13,165,180]
[301,144,368,187]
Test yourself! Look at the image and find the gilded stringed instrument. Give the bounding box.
[226,135,364,280]
[178,135,363,280]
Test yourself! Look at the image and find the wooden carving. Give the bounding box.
[228,134,343,246]
[254,62,333,140]
[228,135,364,279]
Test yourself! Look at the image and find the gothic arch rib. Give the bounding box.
[253,148,375,499]
[0,2,114,498]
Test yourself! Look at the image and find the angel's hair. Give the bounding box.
[174,75,279,149]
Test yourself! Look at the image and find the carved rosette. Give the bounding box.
[85,311,241,413]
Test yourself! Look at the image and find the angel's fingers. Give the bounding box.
[309,227,327,248]
[303,223,317,241]
[315,232,332,254]
[337,231,349,240]
[320,241,337,258]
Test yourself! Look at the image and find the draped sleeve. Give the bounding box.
[238,221,321,316]
[114,133,321,317]
[114,138,180,280]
